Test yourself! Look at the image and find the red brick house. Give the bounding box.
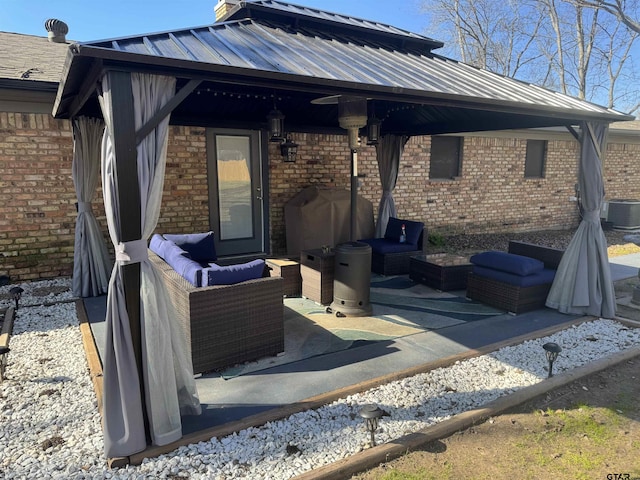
[1,2,638,282]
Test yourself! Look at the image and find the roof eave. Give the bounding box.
[53,44,632,126]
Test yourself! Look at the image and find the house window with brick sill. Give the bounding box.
[430,136,463,179]
[525,139,547,178]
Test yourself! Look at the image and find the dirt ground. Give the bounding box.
[352,355,640,480]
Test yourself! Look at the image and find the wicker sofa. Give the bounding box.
[148,238,284,375]
[466,241,564,314]
[359,218,428,275]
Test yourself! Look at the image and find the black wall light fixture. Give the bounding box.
[280,136,298,162]
[267,103,285,142]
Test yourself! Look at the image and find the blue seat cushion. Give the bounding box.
[359,238,421,254]
[206,259,266,286]
[163,231,217,262]
[384,217,424,246]
[149,234,180,260]
[163,245,203,287]
[472,265,556,287]
[470,251,544,276]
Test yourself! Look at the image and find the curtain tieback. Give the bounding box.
[382,190,393,198]
[116,239,149,265]
[77,202,92,213]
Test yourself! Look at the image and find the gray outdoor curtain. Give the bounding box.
[99,71,201,458]
[546,121,616,318]
[374,134,409,237]
[71,116,111,297]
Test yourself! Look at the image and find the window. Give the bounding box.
[430,136,462,179]
[525,139,547,178]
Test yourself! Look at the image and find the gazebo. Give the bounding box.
[51,0,633,462]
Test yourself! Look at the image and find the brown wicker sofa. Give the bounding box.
[466,241,564,314]
[149,251,284,375]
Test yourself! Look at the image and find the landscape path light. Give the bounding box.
[9,286,24,310]
[543,342,562,378]
[358,404,389,447]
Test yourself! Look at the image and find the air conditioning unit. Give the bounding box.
[607,199,640,229]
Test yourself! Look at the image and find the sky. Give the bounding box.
[0,0,427,42]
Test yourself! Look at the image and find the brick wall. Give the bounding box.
[1,117,639,282]
[0,113,75,280]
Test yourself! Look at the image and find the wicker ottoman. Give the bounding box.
[266,258,301,297]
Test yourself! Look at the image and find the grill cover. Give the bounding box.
[285,186,374,256]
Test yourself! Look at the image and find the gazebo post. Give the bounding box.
[108,70,149,442]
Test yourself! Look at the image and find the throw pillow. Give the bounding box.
[206,259,265,286]
[164,231,217,262]
[149,234,184,260]
[384,217,424,246]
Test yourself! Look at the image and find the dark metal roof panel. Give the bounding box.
[69,17,629,122]
[231,0,440,46]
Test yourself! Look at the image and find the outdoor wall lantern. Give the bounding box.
[280,136,298,162]
[358,404,389,447]
[542,342,562,378]
[366,116,381,146]
[9,286,24,311]
[267,107,285,143]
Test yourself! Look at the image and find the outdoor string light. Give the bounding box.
[542,342,562,378]
[9,286,24,311]
[358,404,389,447]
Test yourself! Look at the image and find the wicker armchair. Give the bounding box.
[370,228,428,275]
[149,251,284,374]
[360,218,428,275]
[466,241,564,314]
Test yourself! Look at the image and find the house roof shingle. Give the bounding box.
[0,31,70,84]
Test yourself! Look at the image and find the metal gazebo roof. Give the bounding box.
[52,0,633,131]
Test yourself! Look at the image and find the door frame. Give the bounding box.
[206,128,270,257]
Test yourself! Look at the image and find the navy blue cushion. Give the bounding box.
[163,231,217,262]
[470,251,544,276]
[359,238,421,254]
[384,217,424,246]
[206,259,265,286]
[164,246,203,286]
[472,265,556,287]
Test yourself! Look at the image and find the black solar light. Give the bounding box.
[359,404,388,447]
[9,286,24,311]
[543,342,562,378]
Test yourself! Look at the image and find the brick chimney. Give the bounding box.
[215,0,240,22]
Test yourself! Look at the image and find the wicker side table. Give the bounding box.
[300,248,335,304]
[409,254,472,291]
[266,258,301,297]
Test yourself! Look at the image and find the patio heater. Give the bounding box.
[313,95,373,317]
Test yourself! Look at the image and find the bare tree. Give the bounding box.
[420,0,639,114]
[423,0,546,79]
[575,0,640,33]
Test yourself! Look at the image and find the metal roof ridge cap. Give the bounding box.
[227,0,444,49]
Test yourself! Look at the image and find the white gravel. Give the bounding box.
[1,278,639,479]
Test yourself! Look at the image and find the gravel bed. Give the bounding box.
[440,228,635,255]
[1,278,639,479]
